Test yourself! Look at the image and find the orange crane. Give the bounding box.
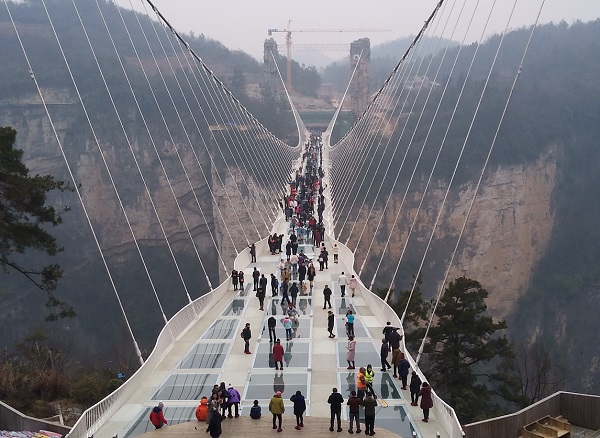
[267,20,390,90]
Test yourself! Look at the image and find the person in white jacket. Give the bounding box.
[348,275,358,297]
[338,272,347,297]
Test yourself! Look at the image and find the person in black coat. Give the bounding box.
[241,323,252,354]
[380,338,391,371]
[327,388,344,432]
[252,267,260,291]
[206,407,222,437]
[409,371,422,406]
[323,285,332,309]
[290,390,306,430]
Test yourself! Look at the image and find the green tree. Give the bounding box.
[414,277,514,423]
[0,127,74,320]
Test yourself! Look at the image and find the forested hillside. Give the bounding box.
[340,19,600,392]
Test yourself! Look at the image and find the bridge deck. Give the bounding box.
[95,214,448,438]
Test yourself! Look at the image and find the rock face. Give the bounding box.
[0,91,262,350]
[347,147,557,321]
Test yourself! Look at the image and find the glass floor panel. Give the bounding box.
[221,298,246,316]
[266,297,313,315]
[374,405,416,436]
[340,405,415,436]
[335,317,369,338]
[334,297,360,315]
[178,342,230,369]
[244,372,309,400]
[259,317,312,340]
[153,373,219,401]
[254,340,310,368]
[337,341,379,368]
[338,371,403,401]
[238,282,251,297]
[201,319,239,339]
[122,406,195,438]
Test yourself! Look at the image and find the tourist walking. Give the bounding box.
[226,384,241,418]
[327,310,335,338]
[206,405,222,438]
[238,270,245,291]
[290,390,306,430]
[307,263,316,291]
[346,310,355,337]
[269,391,285,432]
[339,272,347,297]
[323,284,332,309]
[346,336,356,369]
[327,388,344,432]
[363,392,378,436]
[283,316,293,341]
[348,274,358,297]
[256,283,266,311]
[241,323,252,354]
[419,382,433,422]
[356,366,367,400]
[273,339,284,370]
[380,338,391,371]
[252,267,260,291]
[231,270,238,291]
[249,243,256,263]
[410,371,422,406]
[364,364,375,395]
[268,316,277,342]
[347,390,362,434]
[270,273,278,296]
[398,354,410,389]
[149,401,168,429]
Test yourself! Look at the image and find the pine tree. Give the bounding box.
[415,276,513,423]
[0,126,74,320]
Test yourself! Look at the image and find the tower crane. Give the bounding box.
[267,20,390,90]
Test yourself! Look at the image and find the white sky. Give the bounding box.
[114,0,600,60]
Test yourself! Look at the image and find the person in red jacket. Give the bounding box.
[149,401,168,429]
[419,382,434,423]
[273,339,284,370]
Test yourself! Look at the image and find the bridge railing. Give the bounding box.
[66,273,232,438]
[67,228,281,438]
[325,235,465,438]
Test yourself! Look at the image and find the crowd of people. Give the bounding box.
[150,134,435,434]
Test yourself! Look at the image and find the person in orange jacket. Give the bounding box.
[195,396,208,422]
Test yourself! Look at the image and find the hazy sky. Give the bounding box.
[114,0,600,60]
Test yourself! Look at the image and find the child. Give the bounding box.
[250,399,261,419]
[283,316,293,341]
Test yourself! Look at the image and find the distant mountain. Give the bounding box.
[320,35,460,93]
[371,35,459,59]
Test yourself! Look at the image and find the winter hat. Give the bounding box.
[276,391,282,396]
